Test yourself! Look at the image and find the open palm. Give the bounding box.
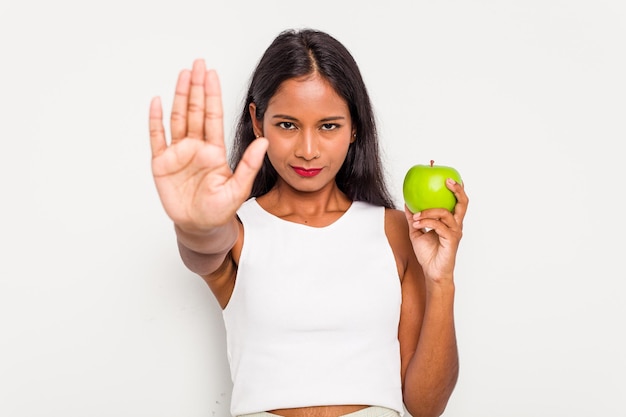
[149,59,268,233]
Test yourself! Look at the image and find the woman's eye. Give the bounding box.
[321,123,338,131]
[278,122,296,130]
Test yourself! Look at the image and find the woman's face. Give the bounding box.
[250,74,355,194]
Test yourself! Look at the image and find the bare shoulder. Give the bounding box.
[384,208,412,249]
[384,207,409,236]
[384,208,413,280]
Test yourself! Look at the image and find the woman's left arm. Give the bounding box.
[390,179,469,417]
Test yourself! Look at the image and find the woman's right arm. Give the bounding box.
[175,219,239,277]
[148,59,267,277]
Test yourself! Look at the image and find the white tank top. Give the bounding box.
[223,198,404,416]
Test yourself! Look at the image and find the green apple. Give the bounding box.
[403,160,462,213]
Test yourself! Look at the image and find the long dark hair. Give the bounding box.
[230,28,395,209]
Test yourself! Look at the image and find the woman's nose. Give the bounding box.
[294,131,320,160]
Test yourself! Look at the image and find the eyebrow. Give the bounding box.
[271,114,347,122]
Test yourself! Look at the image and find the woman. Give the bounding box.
[149,29,468,417]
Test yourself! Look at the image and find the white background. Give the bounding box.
[1,1,625,416]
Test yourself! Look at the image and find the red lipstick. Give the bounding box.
[292,166,322,177]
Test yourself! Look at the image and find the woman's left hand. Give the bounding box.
[404,178,469,284]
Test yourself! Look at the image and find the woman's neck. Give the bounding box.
[256,181,352,226]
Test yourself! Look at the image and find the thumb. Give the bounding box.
[230,138,269,200]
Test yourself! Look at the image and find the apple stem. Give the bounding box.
[430,159,434,167]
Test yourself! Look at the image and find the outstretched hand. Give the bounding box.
[404,179,469,284]
[149,59,268,234]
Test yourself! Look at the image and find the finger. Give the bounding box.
[186,59,207,140]
[229,138,269,201]
[437,211,461,234]
[447,178,468,223]
[404,205,425,235]
[170,69,191,144]
[149,96,167,158]
[421,208,462,248]
[203,69,225,148]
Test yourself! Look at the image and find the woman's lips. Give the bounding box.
[292,166,322,177]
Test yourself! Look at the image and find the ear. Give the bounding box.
[249,103,264,137]
[350,129,357,143]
